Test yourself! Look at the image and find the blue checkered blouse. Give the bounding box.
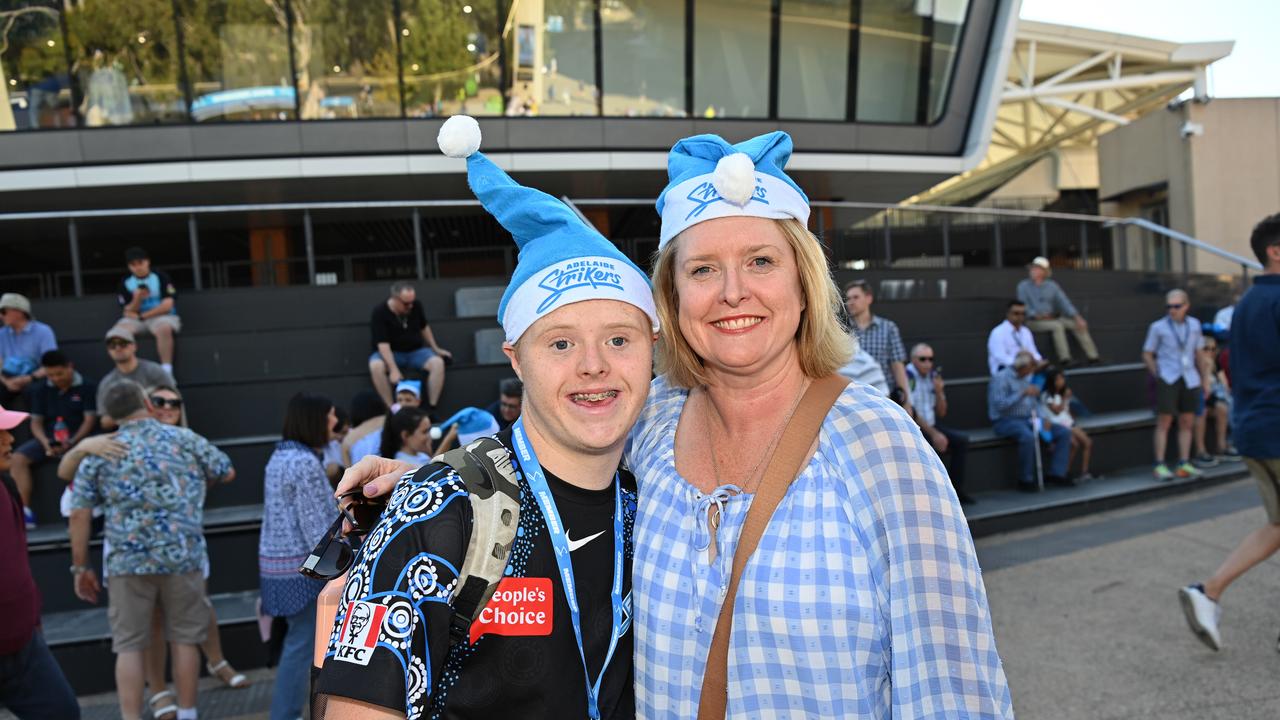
[627,376,1013,719]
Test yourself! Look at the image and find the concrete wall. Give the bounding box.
[1185,98,1280,274]
[1098,98,1280,276]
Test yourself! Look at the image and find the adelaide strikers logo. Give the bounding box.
[536,260,624,313]
[684,180,770,220]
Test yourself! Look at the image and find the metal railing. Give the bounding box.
[0,197,1261,300]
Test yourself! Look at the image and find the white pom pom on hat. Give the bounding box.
[437,115,482,158]
[711,152,757,207]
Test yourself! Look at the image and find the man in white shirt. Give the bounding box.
[987,300,1048,376]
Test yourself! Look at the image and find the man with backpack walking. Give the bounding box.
[312,116,658,719]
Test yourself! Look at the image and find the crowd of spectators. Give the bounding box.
[0,220,1263,718]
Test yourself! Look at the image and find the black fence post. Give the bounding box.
[304,210,316,285]
[992,216,1002,269]
[188,213,203,291]
[413,208,426,280]
[68,219,83,298]
[1079,221,1088,270]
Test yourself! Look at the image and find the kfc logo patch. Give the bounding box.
[334,601,388,666]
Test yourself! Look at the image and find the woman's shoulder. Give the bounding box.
[634,375,689,432]
[821,381,942,480]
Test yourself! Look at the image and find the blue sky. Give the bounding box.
[1019,0,1280,98]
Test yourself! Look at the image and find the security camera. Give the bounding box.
[1180,121,1204,139]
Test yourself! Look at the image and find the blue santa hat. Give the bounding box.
[437,116,659,344]
[438,406,501,446]
[394,379,422,399]
[655,131,810,248]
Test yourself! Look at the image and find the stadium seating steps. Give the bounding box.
[19,267,1249,693]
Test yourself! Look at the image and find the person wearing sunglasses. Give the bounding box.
[315,117,657,720]
[259,393,341,720]
[96,326,174,431]
[1143,289,1213,481]
[905,343,974,504]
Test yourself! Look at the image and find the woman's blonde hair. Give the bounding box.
[651,217,853,389]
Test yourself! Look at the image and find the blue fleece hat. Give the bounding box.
[437,116,659,344]
[439,406,501,445]
[655,131,810,247]
[394,379,421,399]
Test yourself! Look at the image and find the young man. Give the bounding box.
[0,293,58,408]
[1179,213,1280,651]
[316,116,659,719]
[9,350,97,529]
[1143,289,1213,480]
[70,381,234,720]
[485,377,523,430]
[1017,256,1100,366]
[0,403,81,720]
[97,327,175,431]
[114,247,181,375]
[987,299,1048,376]
[368,282,452,412]
[844,279,911,414]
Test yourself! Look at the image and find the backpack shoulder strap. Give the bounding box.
[433,437,521,645]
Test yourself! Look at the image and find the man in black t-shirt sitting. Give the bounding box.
[316,120,660,719]
[368,282,452,412]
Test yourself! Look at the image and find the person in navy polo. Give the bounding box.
[8,350,96,530]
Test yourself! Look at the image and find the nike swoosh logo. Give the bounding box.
[566,530,607,553]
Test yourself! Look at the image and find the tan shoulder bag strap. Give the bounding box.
[697,374,850,720]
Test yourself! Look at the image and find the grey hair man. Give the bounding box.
[69,380,234,720]
[367,281,452,412]
[1143,289,1212,481]
[988,351,1072,492]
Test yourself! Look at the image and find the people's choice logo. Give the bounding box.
[335,600,388,666]
[536,260,624,313]
[469,577,554,644]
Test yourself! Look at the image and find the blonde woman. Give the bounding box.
[627,132,1012,718]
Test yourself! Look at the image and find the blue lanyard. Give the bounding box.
[1167,316,1190,351]
[512,419,625,720]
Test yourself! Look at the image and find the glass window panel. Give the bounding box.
[400,0,503,117]
[292,0,401,120]
[508,0,599,116]
[778,0,851,120]
[856,0,926,123]
[693,0,769,119]
[0,2,75,131]
[177,0,294,122]
[926,0,970,122]
[601,0,685,117]
[63,0,187,127]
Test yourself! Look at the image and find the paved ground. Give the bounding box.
[981,477,1280,719]
[12,477,1280,719]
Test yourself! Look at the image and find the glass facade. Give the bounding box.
[400,0,503,117]
[0,0,974,130]
[179,0,294,122]
[602,0,685,117]
[694,0,770,119]
[778,0,852,121]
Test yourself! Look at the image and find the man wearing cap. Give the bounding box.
[114,246,181,376]
[97,327,175,431]
[1017,257,1100,367]
[0,293,58,408]
[317,116,657,719]
[0,403,81,719]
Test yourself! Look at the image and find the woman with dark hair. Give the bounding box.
[258,392,338,720]
[378,406,435,463]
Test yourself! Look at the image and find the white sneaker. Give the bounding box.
[1178,584,1222,651]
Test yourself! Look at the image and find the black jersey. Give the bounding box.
[314,429,637,719]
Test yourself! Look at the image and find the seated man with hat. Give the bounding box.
[0,293,58,408]
[1017,256,1101,367]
